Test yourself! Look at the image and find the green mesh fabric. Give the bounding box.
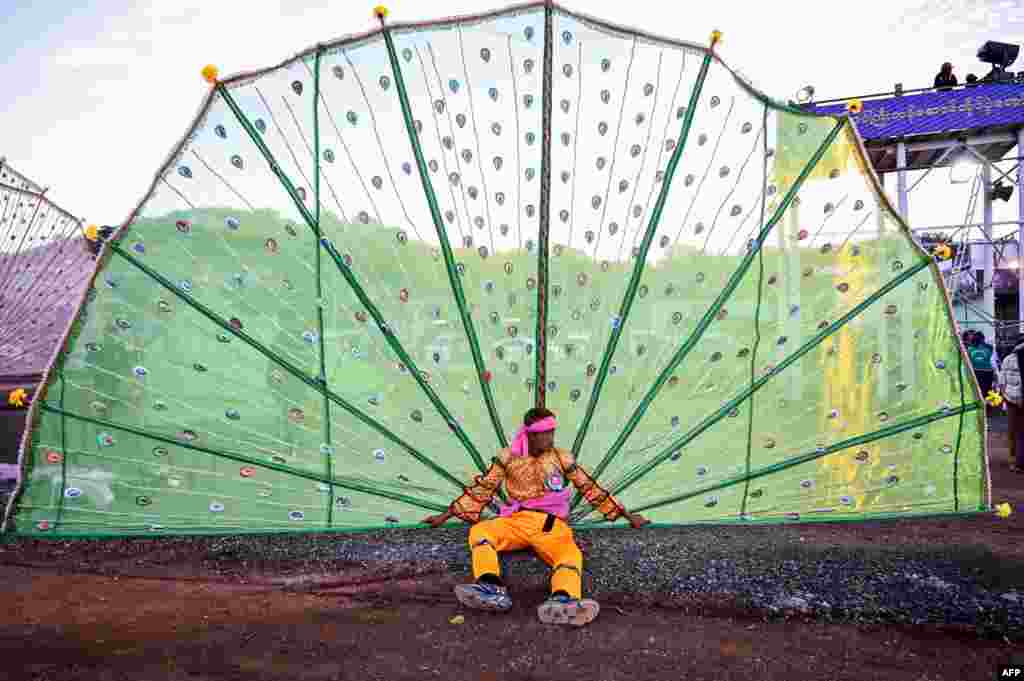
[4,4,988,537]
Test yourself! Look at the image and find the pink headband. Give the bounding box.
[510,416,557,456]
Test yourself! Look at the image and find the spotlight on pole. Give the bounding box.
[978,40,1020,82]
[990,179,1015,202]
[949,149,977,184]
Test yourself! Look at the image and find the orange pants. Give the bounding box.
[468,511,584,599]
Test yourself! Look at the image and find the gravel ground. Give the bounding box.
[5,519,1024,639]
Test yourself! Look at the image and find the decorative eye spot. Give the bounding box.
[684,174,695,187]
[133,366,148,378]
[225,408,241,421]
[934,359,946,370]
[252,118,267,134]
[379,75,391,90]
[523,94,534,108]
[885,304,898,315]
[800,479,814,490]
[225,216,240,231]
[177,429,198,443]
[507,325,518,337]
[716,308,728,321]
[836,282,849,293]
[941,444,953,455]
[562,64,574,78]
[288,408,304,424]
[177,166,193,179]
[230,155,244,170]
[886,475,899,487]
[697,133,708,145]
[870,353,882,365]
[571,309,582,321]
[479,47,491,62]
[878,411,889,422]
[600,89,612,105]
[763,438,776,449]
[710,352,722,362]
[820,243,833,254]
[672,312,683,324]
[736,347,750,358]
[896,382,908,392]
[704,496,719,508]
[802,267,814,278]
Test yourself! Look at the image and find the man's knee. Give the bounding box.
[468,521,496,548]
[554,543,582,568]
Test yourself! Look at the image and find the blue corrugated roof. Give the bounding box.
[811,82,1024,141]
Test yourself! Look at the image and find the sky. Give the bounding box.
[2,0,1024,232]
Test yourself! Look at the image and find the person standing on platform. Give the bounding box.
[999,335,1024,472]
[934,62,958,90]
[970,330,999,399]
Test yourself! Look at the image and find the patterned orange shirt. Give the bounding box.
[449,447,625,523]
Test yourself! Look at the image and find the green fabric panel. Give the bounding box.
[3,7,989,536]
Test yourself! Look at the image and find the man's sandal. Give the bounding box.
[537,594,600,626]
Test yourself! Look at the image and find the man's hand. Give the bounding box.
[422,510,454,528]
[625,512,650,529]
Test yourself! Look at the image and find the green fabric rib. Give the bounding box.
[38,403,449,513]
[737,106,770,518]
[218,85,321,237]
[629,402,981,514]
[109,243,466,493]
[380,26,508,449]
[571,52,714,460]
[571,119,846,510]
[54,373,68,530]
[595,256,933,503]
[313,50,335,526]
[573,508,989,529]
[318,236,489,475]
[535,1,554,408]
[219,82,492,477]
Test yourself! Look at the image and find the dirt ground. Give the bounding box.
[3,425,1024,681]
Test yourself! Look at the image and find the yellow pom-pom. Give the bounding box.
[933,243,952,260]
[373,5,389,20]
[201,64,219,84]
[85,224,98,242]
[7,388,27,408]
[996,502,1013,518]
[709,30,722,47]
[846,99,864,115]
[987,391,1004,407]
